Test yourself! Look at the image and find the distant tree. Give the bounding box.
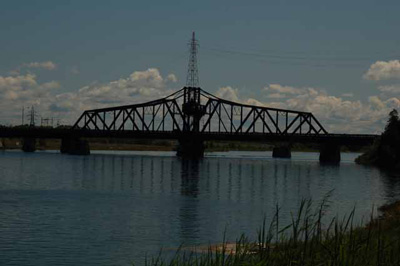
[356,109,400,168]
[384,109,399,134]
[380,109,400,166]
[382,109,399,144]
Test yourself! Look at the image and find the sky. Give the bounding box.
[1,0,400,133]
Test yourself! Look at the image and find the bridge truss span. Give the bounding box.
[72,87,328,137]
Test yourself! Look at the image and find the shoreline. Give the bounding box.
[0,138,368,153]
[180,200,400,256]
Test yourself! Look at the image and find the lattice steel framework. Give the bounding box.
[72,88,328,136]
[186,32,199,87]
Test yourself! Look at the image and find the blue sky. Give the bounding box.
[1,0,400,133]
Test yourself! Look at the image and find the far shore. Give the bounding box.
[0,138,368,153]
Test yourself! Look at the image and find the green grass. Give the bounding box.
[141,196,400,266]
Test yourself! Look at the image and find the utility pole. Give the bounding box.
[21,107,24,125]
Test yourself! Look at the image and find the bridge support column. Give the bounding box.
[177,137,204,158]
[319,144,341,164]
[61,138,90,155]
[272,145,291,158]
[22,138,36,152]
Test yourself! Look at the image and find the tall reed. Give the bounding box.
[141,196,400,266]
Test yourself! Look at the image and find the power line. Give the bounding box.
[201,45,398,68]
[202,49,371,68]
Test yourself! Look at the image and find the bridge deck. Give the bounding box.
[0,127,377,146]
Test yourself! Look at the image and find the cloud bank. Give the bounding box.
[22,61,57,71]
[9,61,57,75]
[0,68,178,125]
[1,63,399,134]
[363,60,400,81]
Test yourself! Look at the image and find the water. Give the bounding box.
[0,150,399,265]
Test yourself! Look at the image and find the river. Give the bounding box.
[0,150,399,265]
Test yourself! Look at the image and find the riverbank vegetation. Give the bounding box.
[143,199,400,266]
[356,109,400,169]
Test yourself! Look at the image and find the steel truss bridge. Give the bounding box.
[73,87,328,136]
[0,86,377,160]
[70,87,376,145]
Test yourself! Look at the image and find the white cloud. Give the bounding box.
[215,86,239,102]
[385,97,400,109]
[215,87,269,107]
[167,74,178,83]
[363,60,400,81]
[377,84,400,94]
[10,61,57,75]
[76,68,173,103]
[0,74,60,123]
[243,98,266,107]
[368,96,386,110]
[264,84,303,95]
[0,74,37,90]
[0,74,59,101]
[267,93,287,99]
[41,81,61,90]
[22,61,57,70]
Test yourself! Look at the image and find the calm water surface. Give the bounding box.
[0,150,399,265]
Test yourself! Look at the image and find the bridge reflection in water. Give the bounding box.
[1,151,400,264]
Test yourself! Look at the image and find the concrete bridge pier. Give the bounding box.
[177,137,204,159]
[22,138,36,152]
[60,138,90,155]
[319,143,341,164]
[272,145,291,158]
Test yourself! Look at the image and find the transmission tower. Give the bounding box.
[186,31,199,87]
[30,106,35,126]
[182,32,205,134]
[26,106,37,127]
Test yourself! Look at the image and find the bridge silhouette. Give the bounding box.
[0,33,377,162]
[0,84,377,162]
[71,86,375,158]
